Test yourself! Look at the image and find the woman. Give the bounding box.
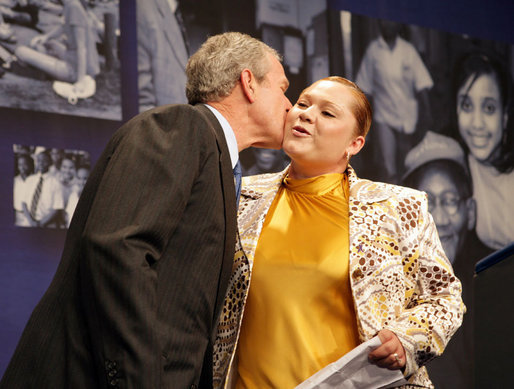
[213,77,464,388]
[452,52,514,250]
[13,0,99,101]
[64,164,89,227]
[58,154,76,207]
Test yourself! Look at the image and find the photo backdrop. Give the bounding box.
[1,1,513,385]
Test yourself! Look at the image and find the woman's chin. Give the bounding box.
[283,138,307,156]
[282,147,304,163]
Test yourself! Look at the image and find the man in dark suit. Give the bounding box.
[0,32,291,389]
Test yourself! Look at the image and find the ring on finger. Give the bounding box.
[393,353,401,363]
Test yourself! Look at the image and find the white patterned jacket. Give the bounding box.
[213,166,465,388]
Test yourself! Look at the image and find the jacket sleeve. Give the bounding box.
[78,107,209,388]
[385,194,465,377]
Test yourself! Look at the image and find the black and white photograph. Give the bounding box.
[331,11,514,389]
[136,0,224,112]
[0,0,121,120]
[13,143,90,229]
[241,147,290,176]
[136,0,329,112]
[334,11,514,248]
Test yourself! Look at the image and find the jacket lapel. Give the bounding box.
[348,166,391,272]
[195,104,237,329]
[347,166,400,337]
[237,168,286,266]
[212,169,286,386]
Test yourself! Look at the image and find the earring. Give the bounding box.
[346,151,351,161]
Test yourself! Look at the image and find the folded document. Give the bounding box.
[295,336,408,389]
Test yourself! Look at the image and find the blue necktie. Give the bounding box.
[233,160,242,207]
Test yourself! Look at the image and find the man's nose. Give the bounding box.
[432,203,450,226]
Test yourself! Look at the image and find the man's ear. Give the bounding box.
[240,69,257,103]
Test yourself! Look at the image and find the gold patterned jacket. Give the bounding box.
[213,166,464,388]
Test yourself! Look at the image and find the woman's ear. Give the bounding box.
[240,69,257,103]
[349,135,366,156]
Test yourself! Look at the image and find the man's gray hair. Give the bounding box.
[186,32,281,104]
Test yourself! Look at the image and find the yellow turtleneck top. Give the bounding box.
[235,173,360,389]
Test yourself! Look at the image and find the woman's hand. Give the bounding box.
[368,329,406,370]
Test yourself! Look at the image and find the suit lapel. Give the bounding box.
[195,104,237,327]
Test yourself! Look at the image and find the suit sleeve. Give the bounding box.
[385,195,465,377]
[79,108,209,388]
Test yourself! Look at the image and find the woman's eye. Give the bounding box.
[459,97,472,112]
[322,111,335,117]
[483,101,497,115]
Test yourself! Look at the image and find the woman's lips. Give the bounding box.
[292,126,310,136]
[467,131,491,148]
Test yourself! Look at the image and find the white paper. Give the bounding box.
[295,336,408,389]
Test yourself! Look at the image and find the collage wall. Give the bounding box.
[1,0,512,386]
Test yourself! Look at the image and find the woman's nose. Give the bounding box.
[471,107,484,129]
[299,107,313,123]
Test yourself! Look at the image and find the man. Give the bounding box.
[65,164,90,227]
[403,131,492,389]
[48,148,64,176]
[0,32,291,388]
[356,18,433,183]
[20,149,64,228]
[13,153,34,227]
[137,0,189,111]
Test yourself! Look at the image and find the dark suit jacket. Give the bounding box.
[0,104,237,389]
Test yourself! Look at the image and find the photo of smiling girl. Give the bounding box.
[452,52,514,250]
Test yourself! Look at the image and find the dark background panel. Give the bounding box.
[328,0,514,44]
